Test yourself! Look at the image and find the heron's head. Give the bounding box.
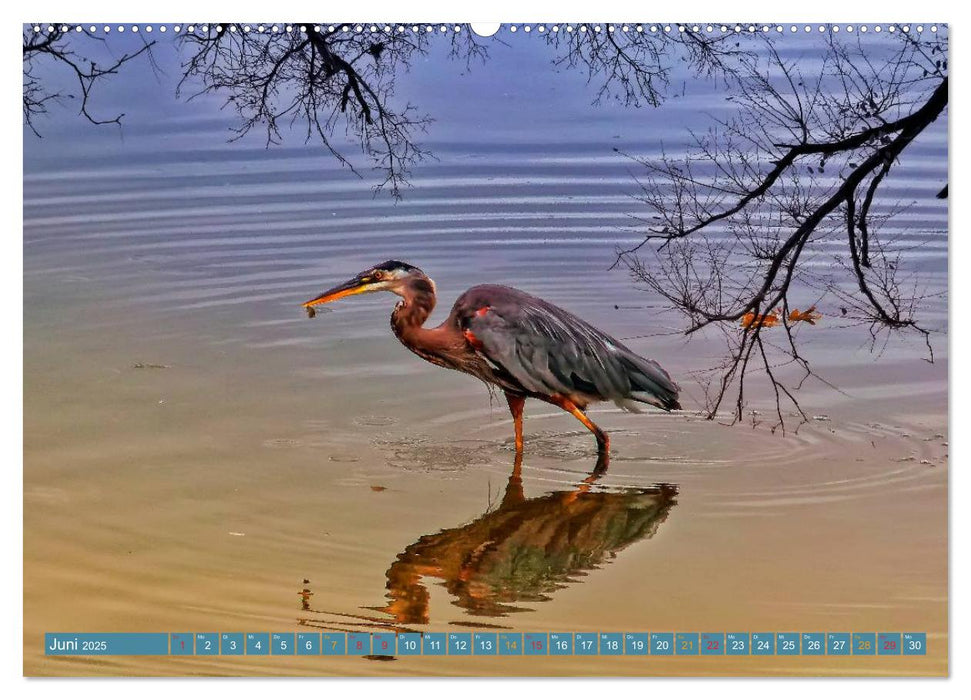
[302,260,428,309]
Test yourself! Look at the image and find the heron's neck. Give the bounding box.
[390,275,438,341]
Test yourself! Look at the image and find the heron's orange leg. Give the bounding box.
[548,394,610,457]
[504,392,526,453]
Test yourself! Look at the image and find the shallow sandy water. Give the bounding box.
[23,282,947,676]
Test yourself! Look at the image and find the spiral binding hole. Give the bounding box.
[25,22,945,36]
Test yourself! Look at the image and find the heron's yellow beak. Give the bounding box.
[303,277,376,308]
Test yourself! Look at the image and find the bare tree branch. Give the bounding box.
[23,25,155,136]
[178,24,488,198]
[602,29,947,427]
[545,25,746,108]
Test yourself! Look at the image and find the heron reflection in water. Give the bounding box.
[367,456,678,624]
[304,261,680,465]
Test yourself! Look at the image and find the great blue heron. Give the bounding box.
[303,260,680,461]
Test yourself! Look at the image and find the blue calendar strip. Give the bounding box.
[44,632,930,656]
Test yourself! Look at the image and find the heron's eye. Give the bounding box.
[372,270,386,281]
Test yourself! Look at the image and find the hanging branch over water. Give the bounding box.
[608,30,947,428]
[23,25,155,136]
[22,24,947,426]
[178,24,488,198]
[545,25,748,108]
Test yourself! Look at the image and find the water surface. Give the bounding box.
[24,27,947,676]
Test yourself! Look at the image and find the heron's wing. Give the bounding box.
[461,286,680,410]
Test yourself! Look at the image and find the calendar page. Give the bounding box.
[22,18,948,678]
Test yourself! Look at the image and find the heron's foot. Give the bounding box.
[591,450,609,477]
[596,432,610,458]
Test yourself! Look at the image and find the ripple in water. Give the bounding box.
[353,415,398,427]
[374,436,497,473]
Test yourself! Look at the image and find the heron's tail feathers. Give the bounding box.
[619,353,681,412]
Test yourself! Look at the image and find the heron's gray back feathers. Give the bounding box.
[456,285,680,411]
